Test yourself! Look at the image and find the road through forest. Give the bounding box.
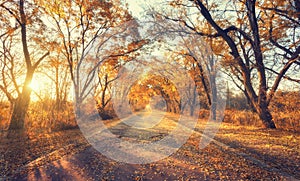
[6,110,300,180]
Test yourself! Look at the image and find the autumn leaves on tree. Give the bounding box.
[0,0,145,134]
[156,0,299,128]
[1,0,49,132]
[0,0,299,133]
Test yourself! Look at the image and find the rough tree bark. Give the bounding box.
[8,0,49,134]
[9,71,33,130]
[194,0,276,128]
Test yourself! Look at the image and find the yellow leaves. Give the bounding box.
[126,73,180,112]
[236,18,243,25]
[38,0,128,29]
[36,0,68,18]
[126,41,143,52]
[222,53,234,66]
[6,28,16,35]
[210,38,227,55]
[274,0,286,7]
[100,59,118,72]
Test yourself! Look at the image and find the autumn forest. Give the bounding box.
[0,0,299,180]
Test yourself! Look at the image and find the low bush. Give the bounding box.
[0,103,10,131]
[25,101,77,133]
[223,110,263,127]
[274,111,300,131]
[223,109,300,132]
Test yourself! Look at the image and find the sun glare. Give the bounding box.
[29,80,40,92]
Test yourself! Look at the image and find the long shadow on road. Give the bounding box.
[13,110,300,180]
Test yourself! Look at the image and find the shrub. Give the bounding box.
[223,110,262,127]
[223,109,300,132]
[273,111,300,131]
[0,102,11,131]
[25,101,77,133]
[198,109,210,119]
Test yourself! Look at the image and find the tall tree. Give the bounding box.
[1,0,49,133]
[37,49,71,112]
[0,31,21,108]
[40,0,145,115]
[175,33,219,120]
[151,0,300,128]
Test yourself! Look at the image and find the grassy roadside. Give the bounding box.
[1,115,299,179]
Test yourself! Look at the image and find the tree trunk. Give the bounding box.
[8,0,32,134]
[55,64,61,111]
[246,91,277,129]
[166,99,172,113]
[257,104,276,129]
[210,73,217,121]
[9,70,33,132]
[295,0,300,20]
[159,90,180,114]
[243,90,257,112]
[189,86,197,116]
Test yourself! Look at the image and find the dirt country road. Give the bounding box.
[4,110,300,180]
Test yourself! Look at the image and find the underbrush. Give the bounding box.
[0,104,10,131]
[223,110,262,127]
[26,104,77,133]
[274,111,300,131]
[0,102,78,134]
[2,98,299,133]
[26,111,77,133]
[223,110,300,132]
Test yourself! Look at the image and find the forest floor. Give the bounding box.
[1,111,300,180]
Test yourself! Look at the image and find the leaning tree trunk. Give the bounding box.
[256,103,276,129]
[9,70,34,134]
[247,92,276,129]
[8,0,33,135]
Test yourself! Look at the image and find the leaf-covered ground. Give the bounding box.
[0,113,299,180]
[0,130,89,179]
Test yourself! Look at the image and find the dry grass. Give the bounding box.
[274,111,300,131]
[1,100,299,133]
[223,110,262,127]
[0,103,10,131]
[223,110,300,132]
[25,104,77,133]
[0,102,77,133]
